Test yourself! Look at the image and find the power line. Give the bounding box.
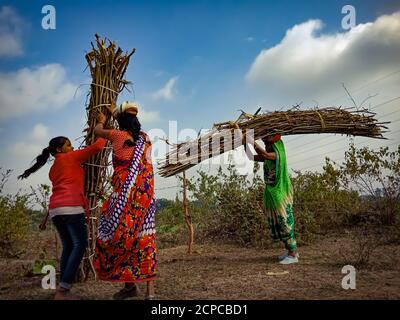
[154,185,179,191]
[325,69,400,106]
[378,108,400,119]
[384,128,400,136]
[264,94,399,151]
[294,139,400,172]
[289,133,399,167]
[289,137,345,158]
[290,144,350,166]
[371,96,400,111]
[273,92,400,154]
[286,96,400,154]
[295,158,341,172]
[286,132,349,153]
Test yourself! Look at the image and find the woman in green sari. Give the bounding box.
[235,125,299,264]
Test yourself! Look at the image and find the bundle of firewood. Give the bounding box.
[157,107,389,177]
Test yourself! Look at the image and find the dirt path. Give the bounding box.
[1,234,399,300]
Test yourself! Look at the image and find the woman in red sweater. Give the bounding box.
[19,136,106,300]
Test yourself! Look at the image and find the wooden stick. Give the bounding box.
[182,171,194,254]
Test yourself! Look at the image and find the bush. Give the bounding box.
[185,161,271,247]
[292,169,364,239]
[327,144,400,225]
[156,156,370,248]
[156,197,187,248]
[143,144,400,249]
[0,169,31,258]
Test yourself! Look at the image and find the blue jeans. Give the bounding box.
[52,214,88,289]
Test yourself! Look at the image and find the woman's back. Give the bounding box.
[108,129,150,161]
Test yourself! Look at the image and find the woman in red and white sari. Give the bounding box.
[93,102,157,300]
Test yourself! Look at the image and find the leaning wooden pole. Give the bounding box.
[80,34,135,280]
[182,171,194,254]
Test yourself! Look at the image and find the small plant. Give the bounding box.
[339,224,383,270]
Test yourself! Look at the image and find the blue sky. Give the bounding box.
[1,0,400,199]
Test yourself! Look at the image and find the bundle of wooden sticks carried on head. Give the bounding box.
[157,107,389,177]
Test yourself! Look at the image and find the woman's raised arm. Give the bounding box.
[94,110,112,139]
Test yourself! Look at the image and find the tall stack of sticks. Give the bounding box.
[80,35,135,280]
[158,107,389,177]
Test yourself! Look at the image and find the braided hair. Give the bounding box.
[18,136,68,179]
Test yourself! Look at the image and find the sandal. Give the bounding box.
[54,287,83,300]
[113,284,140,300]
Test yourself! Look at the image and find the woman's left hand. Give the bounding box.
[97,111,106,124]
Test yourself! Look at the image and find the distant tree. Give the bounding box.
[326,144,400,225]
[156,198,176,211]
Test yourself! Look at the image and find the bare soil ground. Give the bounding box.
[1,231,399,300]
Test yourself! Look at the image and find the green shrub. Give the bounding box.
[0,169,31,258]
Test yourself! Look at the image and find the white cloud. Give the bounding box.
[10,123,51,158]
[10,142,43,158]
[151,76,179,101]
[4,123,52,197]
[0,6,25,57]
[31,123,50,142]
[154,70,165,77]
[0,64,77,121]
[140,108,160,124]
[245,11,400,105]
[133,101,160,124]
[245,36,254,42]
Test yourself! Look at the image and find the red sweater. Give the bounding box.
[48,138,107,212]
